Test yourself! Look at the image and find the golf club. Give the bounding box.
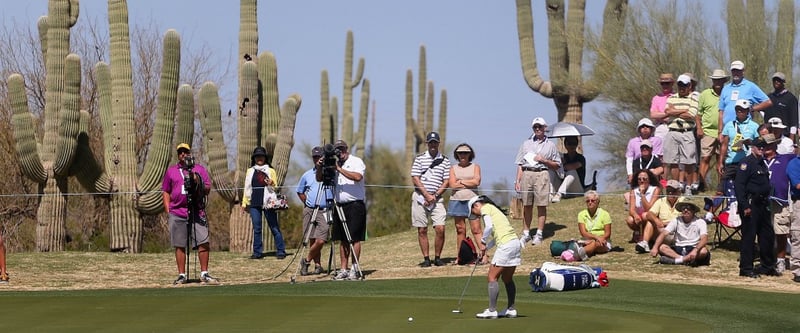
[452,258,482,313]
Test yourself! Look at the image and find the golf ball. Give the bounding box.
[408,317,413,322]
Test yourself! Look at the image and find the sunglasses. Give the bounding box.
[638,177,649,181]
[533,125,544,130]
[585,199,598,203]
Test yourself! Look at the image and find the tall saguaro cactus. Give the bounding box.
[516,0,627,123]
[201,0,302,253]
[404,45,448,173]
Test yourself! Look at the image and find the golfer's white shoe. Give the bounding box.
[476,308,498,319]
[498,308,518,318]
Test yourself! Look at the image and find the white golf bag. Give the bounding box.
[529,261,606,292]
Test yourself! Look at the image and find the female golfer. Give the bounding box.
[468,195,521,319]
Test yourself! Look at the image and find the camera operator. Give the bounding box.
[411,132,450,267]
[320,140,366,281]
[161,143,218,285]
[296,146,333,275]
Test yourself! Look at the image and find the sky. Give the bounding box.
[2,0,707,195]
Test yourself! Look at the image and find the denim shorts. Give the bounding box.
[448,200,470,217]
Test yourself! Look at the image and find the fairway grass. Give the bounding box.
[2,276,798,332]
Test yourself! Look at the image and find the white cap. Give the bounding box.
[735,99,751,109]
[730,60,745,70]
[467,195,483,210]
[768,117,787,129]
[531,117,547,127]
[637,118,655,128]
[676,74,692,85]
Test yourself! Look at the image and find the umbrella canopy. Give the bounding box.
[545,122,596,138]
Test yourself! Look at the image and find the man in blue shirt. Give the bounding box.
[296,146,334,276]
[718,60,772,129]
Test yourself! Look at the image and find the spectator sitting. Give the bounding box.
[570,191,612,261]
[636,179,687,253]
[625,169,661,244]
[626,118,664,185]
[650,202,710,266]
[549,136,589,203]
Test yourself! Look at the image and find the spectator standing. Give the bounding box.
[651,73,676,140]
[784,150,800,283]
[761,134,793,274]
[765,72,798,142]
[718,100,760,192]
[718,60,772,129]
[296,146,333,276]
[241,146,286,260]
[514,117,561,246]
[696,69,729,191]
[626,118,664,185]
[663,74,699,194]
[0,233,7,284]
[411,132,450,267]
[329,140,368,281]
[448,143,482,261]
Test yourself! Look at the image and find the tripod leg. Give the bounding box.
[335,204,364,280]
[290,207,319,283]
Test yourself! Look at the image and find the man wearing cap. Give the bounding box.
[766,72,798,142]
[515,117,561,246]
[718,99,760,193]
[162,143,218,284]
[760,133,793,274]
[649,202,710,266]
[296,146,333,275]
[626,118,664,185]
[631,139,664,179]
[329,140,367,281]
[638,179,687,253]
[410,132,451,267]
[718,60,772,129]
[735,135,779,278]
[650,73,676,140]
[664,74,700,194]
[764,118,794,155]
[696,69,729,191]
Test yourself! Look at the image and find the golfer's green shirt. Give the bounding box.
[479,204,517,248]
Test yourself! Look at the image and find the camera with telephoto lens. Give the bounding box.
[321,143,340,186]
[183,156,197,194]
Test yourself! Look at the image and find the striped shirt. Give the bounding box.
[411,151,450,193]
[666,93,698,130]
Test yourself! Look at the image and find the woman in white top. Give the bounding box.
[625,169,661,244]
[448,143,482,262]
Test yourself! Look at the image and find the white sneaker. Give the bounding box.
[347,269,362,281]
[550,193,562,203]
[333,269,350,281]
[476,308,498,319]
[776,259,786,274]
[532,234,543,246]
[635,241,650,253]
[684,184,693,196]
[520,234,531,247]
[498,308,518,318]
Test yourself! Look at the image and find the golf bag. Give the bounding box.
[529,262,608,292]
[456,237,478,265]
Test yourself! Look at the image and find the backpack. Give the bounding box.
[456,237,478,265]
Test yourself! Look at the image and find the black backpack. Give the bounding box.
[456,237,478,265]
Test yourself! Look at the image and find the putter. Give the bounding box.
[452,258,482,313]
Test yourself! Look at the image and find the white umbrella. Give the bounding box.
[545,122,596,138]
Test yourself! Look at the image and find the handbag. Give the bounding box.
[264,187,289,210]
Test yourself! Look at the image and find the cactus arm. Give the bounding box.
[68,0,79,27]
[566,0,585,88]
[545,0,568,93]
[437,89,447,148]
[726,0,745,62]
[424,81,434,135]
[404,69,415,170]
[238,0,258,106]
[272,94,302,187]
[94,62,116,175]
[775,0,794,81]
[70,110,111,193]
[258,51,280,152]
[355,78,370,153]
[8,74,47,183]
[38,16,48,63]
[42,0,74,165]
[174,84,195,147]
[199,82,237,202]
[416,45,427,139]
[585,0,627,100]
[330,96,339,140]
[320,70,331,144]
[515,0,553,97]
[53,53,81,176]
[239,60,260,168]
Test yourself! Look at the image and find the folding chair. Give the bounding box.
[706,179,742,250]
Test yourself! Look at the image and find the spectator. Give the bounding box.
[637,180,687,253]
[626,118,664,184]
[765,118,795,155]
[718,60,772,130]
[696,69,729,191]
[0,233,7,284]
[296,146,333,276]
[735,134,779,278]
[664,74,699,194]
[329,140,367,281]
[514,117,561,246]
[549,136,586,202]
[651,73,676,140]
[761,134,793,274]
[650,202,710,266]
[448,143,482,262]
[411,132,451,267]
[718,99,760,193]
[631,139,665,182]
[784,148,800,283]
[241,146,286,260]
[625,169,661,244]
[765,72,798,142]
[574,191,612,260]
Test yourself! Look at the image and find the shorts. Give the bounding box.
[332,200,366,243]
[663,130,696,165]
[447,199,470,217]
[772,203,791,235]
[169,213,210,248]
[411,192,446,227]
[491,239,522,267]
[699,135,719,158]
[302,206,330,241]
[520,170,550,206]
[671,245,696,256]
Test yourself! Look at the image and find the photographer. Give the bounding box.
[321,140,366,281]
[161,143,218,285]
[411,132,450,267]
[296,146,333,275]
[241,146,286,260]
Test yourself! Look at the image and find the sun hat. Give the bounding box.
[658,73,675,83]
[708,69,729,80]
[637,118,655,129]
[767,117,787,129]
[455,145,472,153]
[675,202,700,213]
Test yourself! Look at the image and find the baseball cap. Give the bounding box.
[676,74,692,85]
[531,117,547,127]
[665,179,682,190]
[772,72,786,82]
[426,132,441,143]
[708,69,729,80]
[311,146,323,157]
[681,72,697,83]
[658,73,675,83]
[767,117,787,129]
[640,139,653,148]
[333,140,348,150]
[735,99,751,109]
[176,143,191,151]
[730,60,745,70]
[637,118,655,129]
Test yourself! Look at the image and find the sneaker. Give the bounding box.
[659,256,675,265]
[635,241,650,253]
[420,258,432,267]
[532,234,543,246]
[333,269,350,281]
[434,258,445,267]
[776,258,786,274]
[684,184,693,196]
[550,193,562,203]
[201,272,219,283]
[249,253,263,259]
[690,183,700,194]
[520,234,531,246]
[793,275,800,283]
[276,253,287,260]
[300,258,311,276]
[313,265,324,275]
[347,269,362,281]
[173,274,187,285]
[498,308,518,318]
[476,308,498,319]
[0,272,9,284]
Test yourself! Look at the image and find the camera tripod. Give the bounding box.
[181,167,204,283]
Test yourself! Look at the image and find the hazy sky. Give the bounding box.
[2,0,644,195]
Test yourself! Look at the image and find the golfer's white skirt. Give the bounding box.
[491,239,522,267]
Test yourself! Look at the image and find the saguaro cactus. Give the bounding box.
[201,0,302,253]
[404,45,448,173]
[516,0,627,123]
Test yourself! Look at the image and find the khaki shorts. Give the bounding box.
[772,203,791,235]
[302,206,330,241]
[663,130,697,165]
[520,170,550,206]
[699,135,719,158]
[411,192,446,227]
